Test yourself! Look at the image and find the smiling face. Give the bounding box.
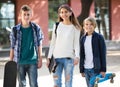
[20,5,32,25]
[83,18,97,35]
[59,8,72,21]
[20,10,32,24]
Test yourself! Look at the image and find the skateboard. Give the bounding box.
[90,73,116,87]
[3,61,17,87]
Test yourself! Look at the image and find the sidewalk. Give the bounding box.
[1,72,119,87]
[0,60,119,87]
[0,50,120,87]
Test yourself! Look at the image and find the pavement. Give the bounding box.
[0,50,120,87]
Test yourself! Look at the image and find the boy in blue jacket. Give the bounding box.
[79,17,106,87]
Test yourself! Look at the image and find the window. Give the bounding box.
[95,0,110,40]
[0,2,15,49]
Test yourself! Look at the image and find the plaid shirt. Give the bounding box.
[10,22,44,62]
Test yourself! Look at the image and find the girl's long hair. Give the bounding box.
[58,4,82,30]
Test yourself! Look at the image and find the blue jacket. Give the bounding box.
[10,22,44,62]
[79,31,106,73]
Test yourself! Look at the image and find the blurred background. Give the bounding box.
[0,0,120,51]
[0,1,120,86]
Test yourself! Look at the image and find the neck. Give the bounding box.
[22,22,30,28]
[87,32,93,36]
[62,20,71,25]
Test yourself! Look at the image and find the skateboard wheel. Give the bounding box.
[96,78,99,82]
[94,78,99,87]
[110,79,114,83]
[94,84,98,87]
[110,73,115,83]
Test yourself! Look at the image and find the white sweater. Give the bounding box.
[48,22,80,59]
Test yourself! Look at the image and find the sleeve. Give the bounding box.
[74,28,80,58]
[36,25,44,46]
[99,34,106,72]
[9,27,16,49]
[47,24,56,58]
[79,37,85,73]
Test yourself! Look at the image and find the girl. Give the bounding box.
[47,4,81,87]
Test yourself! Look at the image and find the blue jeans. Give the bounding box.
[84,68,98,87]
[18,64,38,87]
[53,58,74,87]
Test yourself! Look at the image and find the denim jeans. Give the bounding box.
[53,58,74,87]
[18,64,38,87]
[84,68,98,87]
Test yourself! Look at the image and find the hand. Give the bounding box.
[10,58,13,61]
[100,72,106,77]
[81,73,85,77]
[74,57,79,65]
[37,58,42,68]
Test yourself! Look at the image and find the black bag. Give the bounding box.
[48,22,59,73]
[48,55,57,73]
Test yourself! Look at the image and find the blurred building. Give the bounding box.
[0,0,120,48]
[0,0,49,47]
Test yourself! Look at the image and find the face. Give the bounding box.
[83,20,95,35]
[20,10,32,23]
[59,8,72,21]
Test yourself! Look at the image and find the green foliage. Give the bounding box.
[48,0,69,40]
[48,0,69,29]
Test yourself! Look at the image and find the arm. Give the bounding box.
[37,45,42,68]
[99,35,106,72]
[36,25,44,68]
[79,37,85,73]
[10,49,14,61]
[74,28,80,65]
[9,27,16,61]
[46,24,56,67]
[47,24,56,58]
[79,37,86,77]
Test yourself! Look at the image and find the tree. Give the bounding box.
[48,0,70,29]
[77,0,109,39]
[95,0,108,39]
[77,0,93,37]
[77,0,93,25]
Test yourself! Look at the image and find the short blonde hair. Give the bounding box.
[83,17,97,28]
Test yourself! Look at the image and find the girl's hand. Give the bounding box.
[74,57,79,65]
